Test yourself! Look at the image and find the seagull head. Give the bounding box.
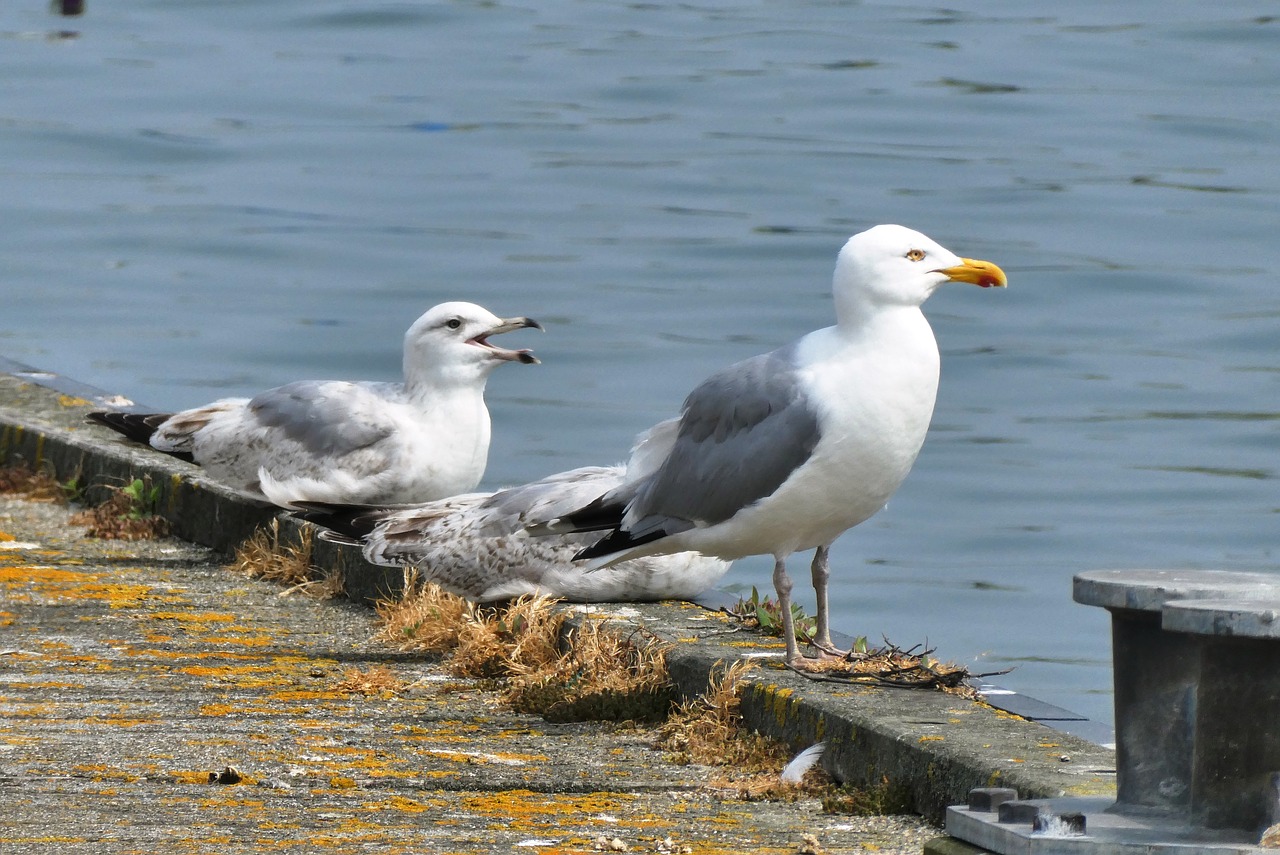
[404,301,543,387]
[833,224,1006,321]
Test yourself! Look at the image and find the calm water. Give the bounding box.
[3,1,1278,727]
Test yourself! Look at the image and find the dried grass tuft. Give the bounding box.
[376,583,673,721]
[376,584,567,678]
[452,593,566,680]
[659,660,784,771]
[375,573,471,655]
[504,617,673,723]
[658,659,829,799]
[226,520,342,598]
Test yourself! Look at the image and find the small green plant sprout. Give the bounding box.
[60,475,87,505]
[69,475,169,540]
[120,478,162,519]
[728,587,818,644]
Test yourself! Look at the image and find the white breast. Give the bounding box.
[672,309,940,560]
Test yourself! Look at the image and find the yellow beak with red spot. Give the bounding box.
[934,258,1008,289]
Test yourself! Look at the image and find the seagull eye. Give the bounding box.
[906,249,926,262]
[445,318,462,330]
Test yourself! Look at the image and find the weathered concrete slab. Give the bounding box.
[1,496,935,854]
[0,367,1118,847]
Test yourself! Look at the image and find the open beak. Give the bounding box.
[933,258,1008,289]
[469,316,543,364]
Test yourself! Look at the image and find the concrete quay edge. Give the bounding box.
[3,478,941,853]
[0,366,1117,826]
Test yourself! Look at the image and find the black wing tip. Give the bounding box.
[573,528,665,562]
[85,410,180,449]
[291,503,383,541]
[546,495,628,535]
[86,410,140,432]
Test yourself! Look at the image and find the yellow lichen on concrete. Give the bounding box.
[0,565,86,586]
[199,634,276,647]
[176,663,293,687]
[150,611,238,623]
[375,794,438,813]
[268,689,347,702]
[70,763,142,782]
[1063,777,1124,797]
[83,716,157,729]
[65,581,162,609]
[459,789,643,828]
[975,699,1030,722]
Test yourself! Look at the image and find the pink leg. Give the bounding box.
[773,554,800,665]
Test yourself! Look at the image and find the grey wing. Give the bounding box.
[248,380,396,456]
[627,344,820,530]
[472,466,626,536]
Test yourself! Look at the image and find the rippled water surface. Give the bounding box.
[4,1,1278,726]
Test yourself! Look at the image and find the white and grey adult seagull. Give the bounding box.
[531,224,1006,666]
[296,464,731,603]
[88,302,541,507]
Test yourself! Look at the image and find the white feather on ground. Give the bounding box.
[780,742,827,784]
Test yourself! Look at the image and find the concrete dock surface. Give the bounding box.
[1,495,939,854]
[0,367,1117,853]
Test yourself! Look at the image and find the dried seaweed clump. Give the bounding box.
[658,659,828,799]
[786,640,999,699]
[227,519,342,598]
[0,462,65,502]
[726,588,1001,698]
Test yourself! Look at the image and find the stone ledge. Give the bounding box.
[0,367,1117,825]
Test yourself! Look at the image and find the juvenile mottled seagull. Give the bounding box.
[531,225,1006,666]
[87,302,541,507]
[296,463,730,603]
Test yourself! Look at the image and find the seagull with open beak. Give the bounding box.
[88,301,543,507]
